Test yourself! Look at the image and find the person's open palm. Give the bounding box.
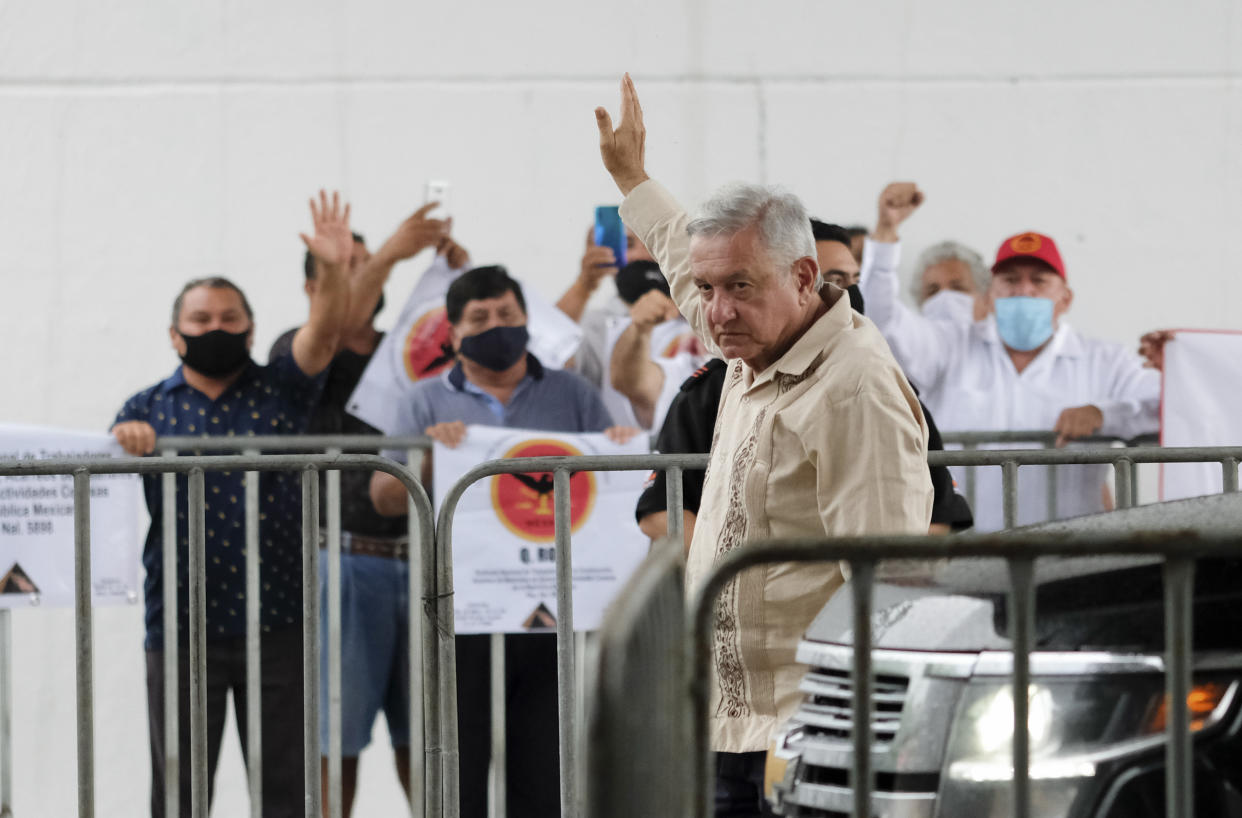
[595,73,650,196]
[300,189,353,269]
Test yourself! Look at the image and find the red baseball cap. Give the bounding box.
[992,232,1066,279]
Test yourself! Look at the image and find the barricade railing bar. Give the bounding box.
[939,430,1160,520]
[687,530,1241,818]
[928,445,1242,527]
[0,454,433,818]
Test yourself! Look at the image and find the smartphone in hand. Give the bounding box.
[594,205,627,269]
[425,180,451,217]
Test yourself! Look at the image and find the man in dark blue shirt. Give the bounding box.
[112,191,354,818]
[369,265,632,818]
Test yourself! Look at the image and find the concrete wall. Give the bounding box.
[3,0,1241,813]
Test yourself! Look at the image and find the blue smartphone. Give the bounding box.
[594,205,627,269]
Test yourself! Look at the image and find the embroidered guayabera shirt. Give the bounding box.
[621,180,934,753]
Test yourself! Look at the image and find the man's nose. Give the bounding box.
[1015,279,1038,297]
[706,294,736,325]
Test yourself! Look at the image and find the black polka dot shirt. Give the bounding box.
[114,356,325,651]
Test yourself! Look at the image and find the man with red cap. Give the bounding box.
[857,182,1160,531]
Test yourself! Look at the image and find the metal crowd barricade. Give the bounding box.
[433,452,709,818]
[685,529,1240,818]
[576,444,1242,818]
[0,452,434,818]
[155,435,431,818]
[939,430,1160,522]
[584,540,688,818]
[929,444,1242,528]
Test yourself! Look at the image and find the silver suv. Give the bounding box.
[767,493,1242,818]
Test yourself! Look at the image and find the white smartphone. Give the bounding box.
[425,180,451,217]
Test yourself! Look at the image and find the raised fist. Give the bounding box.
[874,182,924,242]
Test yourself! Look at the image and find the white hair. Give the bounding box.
[910,240,989,302]
[686,182,819,290]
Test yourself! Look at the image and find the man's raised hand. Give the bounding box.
[438,235,470,270]
[873,182,924,243]
[377,202,451,266]
[595,73,650,196]
[300,189,354,270]
[629,290,679,333]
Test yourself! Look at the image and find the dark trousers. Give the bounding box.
[456,632,561,818]
[715,751,777,818]
[146,627,305,818]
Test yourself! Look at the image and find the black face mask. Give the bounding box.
[458,325,529,372]
[847,284,866,316]
[178,328,252,377]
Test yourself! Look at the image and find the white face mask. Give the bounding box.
[921,289,976,323]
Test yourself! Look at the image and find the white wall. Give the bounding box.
[3,0,1241,813]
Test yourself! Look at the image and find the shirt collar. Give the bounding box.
[749,288,853,388]
[446,353,545,391]
[159,360,262,396]
[160,365,189,392]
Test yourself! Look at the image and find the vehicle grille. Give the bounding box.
[796,665,909,746]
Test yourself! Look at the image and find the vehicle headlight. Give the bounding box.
[938,677,1233,818]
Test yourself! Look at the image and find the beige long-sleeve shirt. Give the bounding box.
[621,179,934,753]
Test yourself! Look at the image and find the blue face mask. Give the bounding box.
[993,296,1055,351]
[458,324,529,371]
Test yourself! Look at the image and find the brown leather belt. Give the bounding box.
[319,532,409,561]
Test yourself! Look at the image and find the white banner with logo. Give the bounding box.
[432,425,648,634]
[0,424,145,608]
[1160,330,1242,501]
[349,256,584,434]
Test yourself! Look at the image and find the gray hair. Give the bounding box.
[686,182,819,289]
[910,240,989,303]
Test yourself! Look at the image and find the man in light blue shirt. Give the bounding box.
[370,264,631,818]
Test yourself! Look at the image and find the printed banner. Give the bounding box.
[433,425,649,634]
[0,424,144,608]
[349,256,584,434]
[1160,330,1242,501]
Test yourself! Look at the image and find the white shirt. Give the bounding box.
[860,238,1160,531]
[598,314,707,430]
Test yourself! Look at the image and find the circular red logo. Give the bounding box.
[490,439,597,542]
[1011,233,1043,254]
[403,306,454,382]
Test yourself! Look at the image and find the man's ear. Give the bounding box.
[793,257,820,301]
[1056,286,1074,320]
[168,326,186,356]
[304,279,316,297]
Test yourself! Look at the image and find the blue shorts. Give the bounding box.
[318,550,411,756]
